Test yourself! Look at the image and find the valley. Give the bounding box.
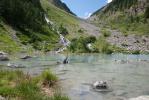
[0,0,149,100]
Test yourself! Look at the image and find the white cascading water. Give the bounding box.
[44,15,70,53]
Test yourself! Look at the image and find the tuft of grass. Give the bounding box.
[93,36,113,54]
[41,70,58,87]
[0,70,68,100]
[15,79,42,100]
[101,28,111,37]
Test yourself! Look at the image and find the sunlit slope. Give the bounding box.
[41,0,79,33]
[90,0,149,35]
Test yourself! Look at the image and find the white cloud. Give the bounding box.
[83,12,92,19]
[107,0,112,3]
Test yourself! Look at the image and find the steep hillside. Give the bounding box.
[89,0,149,53]
[40,0,79,35]
[90,0,149,35]
[0,0,80,53]
[48,0,76,15]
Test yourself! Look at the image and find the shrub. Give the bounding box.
[101,29,111,37]
[69,36,96,53]
[59,24,69,36]
[41,70,58,87]
[93,37,113,54]
[78,28,84,33]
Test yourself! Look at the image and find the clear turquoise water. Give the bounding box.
[0,53,149,100]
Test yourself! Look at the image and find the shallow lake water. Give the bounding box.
[0,53,149,100]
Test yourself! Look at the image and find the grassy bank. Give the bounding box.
[0,70,69,100]
[67,34,143,54]
[0,21,20,53]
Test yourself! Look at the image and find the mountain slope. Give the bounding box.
[89,0,149,53]
[0,0,79,53]
[90,0,149,35]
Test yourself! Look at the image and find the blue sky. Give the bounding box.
[61,0,112,19]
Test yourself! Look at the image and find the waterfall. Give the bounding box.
[45,14,53,25]
[44,14,70,53]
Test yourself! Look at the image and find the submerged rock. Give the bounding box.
[7,63,26,68]
[129,96,149,100]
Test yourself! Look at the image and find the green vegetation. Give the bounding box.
[41,70,58,87]
[108,14,149,36]
[0,70,69,100]
[0,0,80,53]
[59,24,69,36]
[68,36,96,53]
[0,0,61,52]
[41,0,79,34]
[68,35,128,54]
[93,36,113,54]
[92,0,149,36]
[0,21,20,53]
[101,28,111,37]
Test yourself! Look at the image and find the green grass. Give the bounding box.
[95,10,149,36]
[100,28,111,37]
[68,36,96,53]
[41,70,58,87]
[93,36,113,54]
[0,0,61,53]
[41,0,79,34]
[0,70,68,100]
[40,0,87,41]
[68,35,132,54]
[0,22,20,53]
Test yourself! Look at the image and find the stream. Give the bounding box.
[0,53,149,100]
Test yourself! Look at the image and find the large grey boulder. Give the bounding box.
[0,95,5,100]
[0,52,9,61]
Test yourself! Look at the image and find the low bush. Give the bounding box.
[101,29,111,37]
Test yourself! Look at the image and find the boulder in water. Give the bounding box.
[0,51,9,61]
[20,55,32,60]
[63,57,69,64]
[92,81,112,92]
[7,63,26,68]
[93,81,108,89]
